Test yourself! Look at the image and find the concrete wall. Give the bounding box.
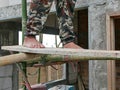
[88,0,120,90]
[89,1,107,90]
[0,0,9,8]
[0,0,31,7]
[0,0,86,20]
[0,0,87,8]
[0,65,18,90]
[0,22,19,90]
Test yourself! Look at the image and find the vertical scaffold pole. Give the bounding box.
[22,0,27,90]
[22,0,27,41]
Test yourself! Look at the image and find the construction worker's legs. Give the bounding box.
[25,0,80,48]
[23,0,53,48]
[25,0,53,36]
[55,0,76,45]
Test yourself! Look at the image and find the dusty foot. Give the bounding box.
[23,36,45,48]
[63,42,83,49]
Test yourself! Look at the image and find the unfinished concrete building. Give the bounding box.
[0,0,120,90]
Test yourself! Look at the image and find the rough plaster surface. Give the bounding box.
[0,77,12,90]
[0,5,22,20]
[0,65,13,77]
[89,3,108,90]
[0,0,88,20]
[89,4,107,49]
[0,0,9,8]
[0,65,13,90]
[0,0,31,7]
[89,0,120,90]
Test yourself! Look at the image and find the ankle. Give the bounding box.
[25,35,35,39]
[64,42,75,47]
[63,42,82,49]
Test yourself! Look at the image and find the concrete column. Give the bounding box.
[88,2,108,90]
[0,0,9,7]
[0,65,18,90]
[9,0,31,6]
[0,22,19,90]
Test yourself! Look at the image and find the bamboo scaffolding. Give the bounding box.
[0,45,120,66]
[21,0,27,89]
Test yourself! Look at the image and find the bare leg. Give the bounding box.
[23,36,45,48]
[23,0,53,48]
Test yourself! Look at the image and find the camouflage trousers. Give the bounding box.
[26,0,76,45]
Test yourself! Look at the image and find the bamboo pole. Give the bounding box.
[0,53,33,66]
[21,0,27,89]
[22,0,27,41]
[1,49,120,66]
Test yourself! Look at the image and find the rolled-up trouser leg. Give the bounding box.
[55,0,76,45]
[25,0,53,36]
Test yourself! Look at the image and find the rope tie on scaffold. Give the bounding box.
[33,55,59,70]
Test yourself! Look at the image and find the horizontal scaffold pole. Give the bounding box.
[0,46,120,66]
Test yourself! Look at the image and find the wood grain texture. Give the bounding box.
[1,45,120,60]
[1,45,120,66]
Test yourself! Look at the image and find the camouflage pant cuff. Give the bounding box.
[24,29,39,36]
[24,33,37,36]
[62,37,75,46]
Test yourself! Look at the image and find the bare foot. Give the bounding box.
[23,36,45,48]
[63,42,83,49]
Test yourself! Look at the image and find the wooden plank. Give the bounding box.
[1,45,120,67]
[1,45,120,60]
[106,13,116,90]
